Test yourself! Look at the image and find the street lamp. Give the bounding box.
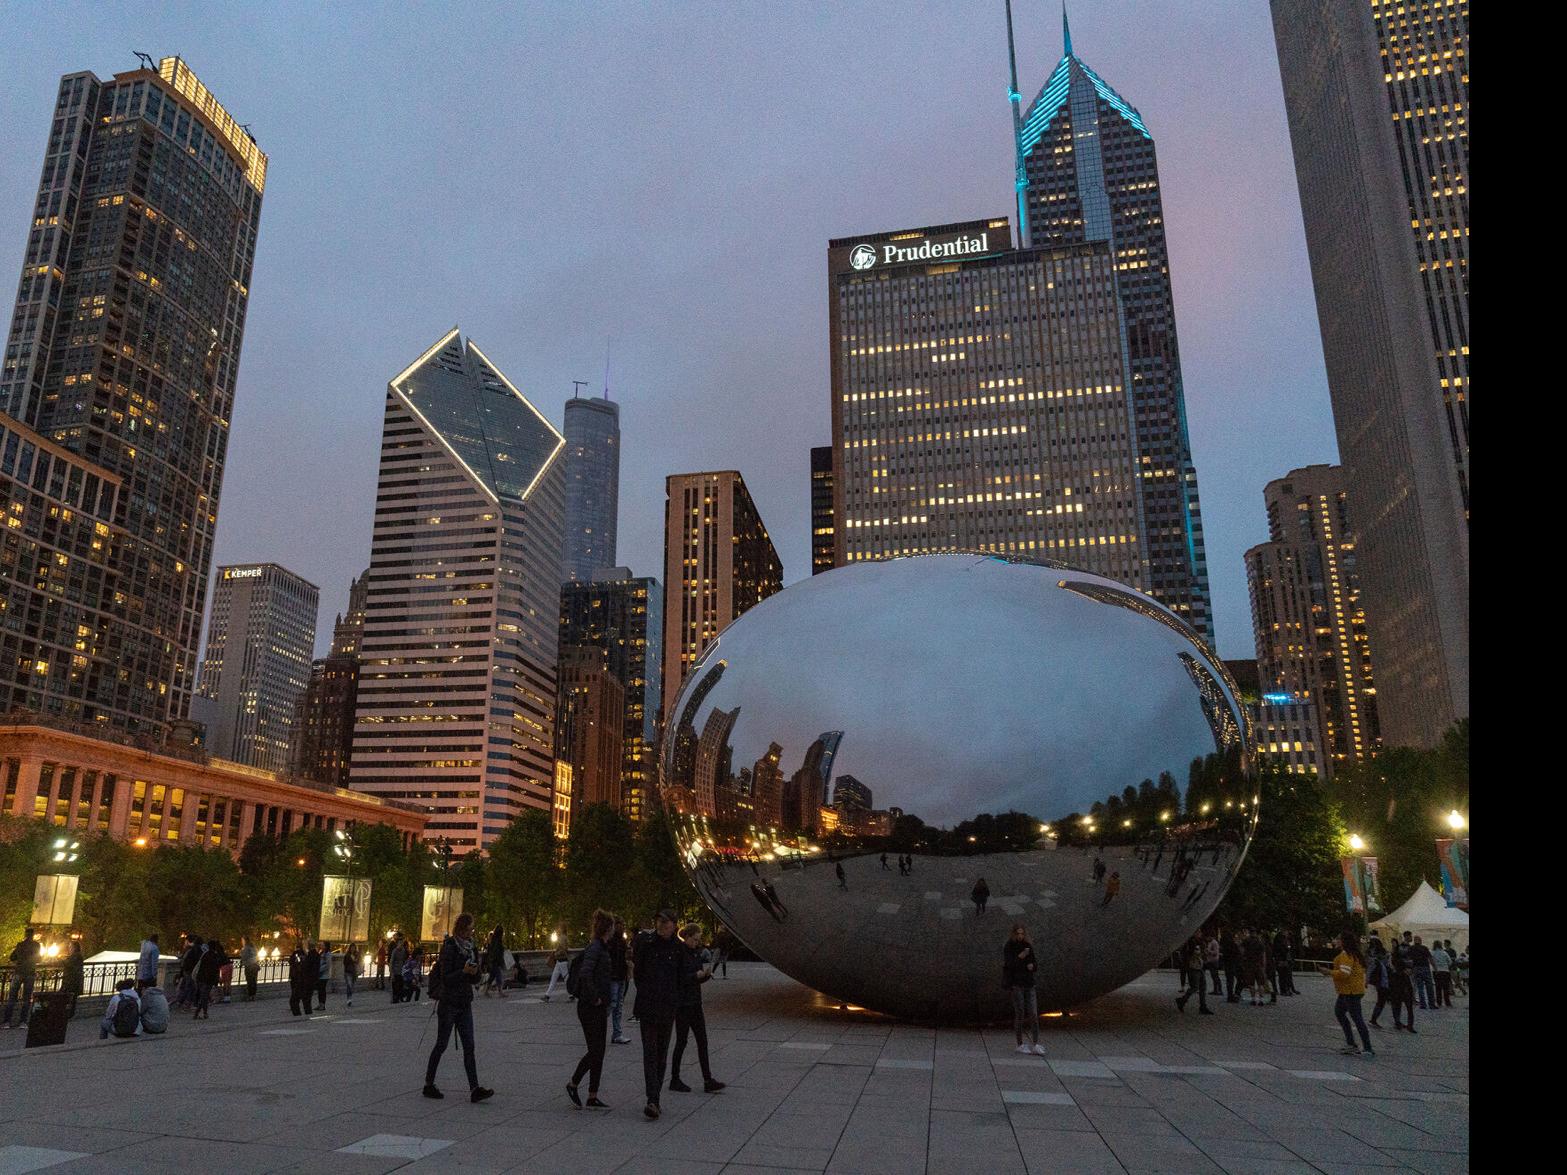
[51,838,79,864]
[1446,810,1466,832]
[1348,833,1366,852]
[333,826,361,942]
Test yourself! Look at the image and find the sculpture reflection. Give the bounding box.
[659,554,1257,1022]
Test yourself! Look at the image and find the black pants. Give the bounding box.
[1176,967,1210,1012]
[426,1002,478,1090]
[640,1016,675,1105]
[1370,987,1390,1023]
[316,979,328,1010]
[1224,963,1239,999]
[1206,963,1222,994]
[572,1001,609,1093]
[391,974,404,1004]
[673,1004,712,1082]
[289,986,312,1016]
[245,968,258,1001]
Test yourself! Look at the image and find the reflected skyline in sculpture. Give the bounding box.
[658,554,1257,1022]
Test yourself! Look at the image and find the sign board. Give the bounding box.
[223,566,263,580]
[32,874,78,925]
[421,884,463,942]
[1435,838,1469,909]
[318,875,372,943]
[831,221,1011,275]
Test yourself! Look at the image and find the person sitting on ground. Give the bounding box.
[140,985,170,1034]
[101,979,142,1039]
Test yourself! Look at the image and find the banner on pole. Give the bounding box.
[1361,856,1382,916]
[1435,838,1469,909]
[31,874,78,925]
[1340,857,1365,914]
[319,875,372,943]
[421,884,462,942]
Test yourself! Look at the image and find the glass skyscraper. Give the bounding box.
[0,58,265,730]
[1270,0,1468,748]
[1016,18,1214,645]
[561,393,619,582]
[810,446,834,575]
[349,329,565,853]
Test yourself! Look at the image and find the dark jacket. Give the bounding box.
[1003,939,1037,988]
[436,935,480,1008]
[676,943,710,1008]
[608,932,628,983]
[63,952,84,994]
[483,932,505,969]
[287,949,308,989]
[301,948,321,992]
[632,931,683,1021]
[578,937,612,1006]
[180,944,202,976]
[197,943,227,985]
[8,938,40,976]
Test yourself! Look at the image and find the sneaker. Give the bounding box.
[470,1087,494,1104]
[644,1101,660,1120]
[1362,1049,1376,1058]
[703,1078,726,1093]
[1175,997,1186,1013]
[1032,1043,1048,1056]
[541,995,551,1002]
[586,1097,609,1109]
[613,1035,632,1044]
[566,1082,582,1108]
[1015,1042,1032,1054]
[669,1078,693,1093]
[1199,1008,1215,1016]
[423,1084,444,1099]
[1339,1046,1361,1055]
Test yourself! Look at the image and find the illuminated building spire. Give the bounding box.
[1063,3,1073,57]
[1006,0,1029,246]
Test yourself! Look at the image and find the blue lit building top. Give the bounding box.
[1020,52,1151,155]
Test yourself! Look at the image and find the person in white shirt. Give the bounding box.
[1430,944,1454,1007]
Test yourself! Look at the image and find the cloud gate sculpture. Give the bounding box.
[660,554,1257,1022]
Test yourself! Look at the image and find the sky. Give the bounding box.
[0,0,1340,661]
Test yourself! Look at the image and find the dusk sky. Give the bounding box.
[0,1,1339,660]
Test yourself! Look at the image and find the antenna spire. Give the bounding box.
[571,380,587,399]
[1006,1,1030,247]
[1063,3,1073,57]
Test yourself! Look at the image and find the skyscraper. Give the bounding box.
[830,220,1149,596]
[292,568,368,789]
[330,568,370,657]
[661,471,782,723]
[349,329,565,853]
[0,58,266,730]
[1270,0,1468,748]
[1012,14,1213,644]
[810,446,835,575]
[1245,465,1380,778]
[562,393,620,582]
[558,568,662,822]
[553,644,626,823]
[194,564,319,773]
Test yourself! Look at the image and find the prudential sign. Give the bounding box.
[848,231,992,271]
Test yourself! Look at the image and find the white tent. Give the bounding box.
[1369,880,1468,952]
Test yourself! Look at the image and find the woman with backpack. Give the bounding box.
[565,910,614,1110]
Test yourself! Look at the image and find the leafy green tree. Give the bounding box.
[486,808,559,948]
[563,803,635,935]
[0,815,56,948]
[73,835,153,952]
[630,803,698,921]
[1218,766,1347,938]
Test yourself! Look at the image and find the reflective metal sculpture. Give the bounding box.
[660,555,1256,1022]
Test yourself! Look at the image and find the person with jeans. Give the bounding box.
[316,942,334,1011]
[566,910,614,1110]
[137,933,161,993]
[423,914,493,1103]
[1004,923,1046,1053]
[389,933,407,1004]
[670,924,724,1094]
[1430,942,1453,1007]
[609,918,631,1044]
[1409,937,1436,1009]
[343,943,360,1009]
[634,909,683,1119]
[1175,935,1213,1015]
[3,928,41,1029]
[1320,932,1374,1057]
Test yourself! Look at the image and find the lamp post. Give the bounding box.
[332,826,361,943]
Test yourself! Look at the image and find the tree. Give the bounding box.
[0,815,56,948]
[486,809,559,948]
[1218,766,1347,939]
[563,803,636,935]
[630,804,699,921]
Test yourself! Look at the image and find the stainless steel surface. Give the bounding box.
[660,554,1256,1022]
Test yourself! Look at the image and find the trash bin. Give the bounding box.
[25,990,71,1048]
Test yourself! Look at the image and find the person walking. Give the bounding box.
[1100,872,1120,907]
[972,878,990,916]
[1241,930,1268,1006]
[1319,932,1374,1057]
[543,939,572,1002]
[174,935,202,1010]
[1430,941,1453,1007]
[1273,931,1297,996]
[566,910,614,1110]
[2,927,41,1027]
[835,861,848,891]
[1004,923,1046,1054]
[1204,933,1223,995]
[288,941,316,1018]
[1175,935,1213,1015]
[62,940,85,1018]
[405,945,425,1002]
[1220,929,1241,1002]
[374,937,388,991]
[670,924,725,1094]
[137,933,161,994]
[609,918,632,1044]
[343,943,360,1009]
[316,942,334,1011]
[634,909,683,1119]
[389,933,408,1004]
[194,935,226,1019]
[1367,937,1392,1028]
[483,926,507,998]
[1409,936,1435,1010]
[241,936,260,1002]
[1388,948,1417,1033]
[423,913,493,1103]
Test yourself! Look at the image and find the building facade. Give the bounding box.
[0,58,266,731]
[1015,21,1213,644]
[660,471,782,723]
[292,568,369,789]
[1270,0,1468,747]
[553,644,626,823]
[349,329,564,854]
[1,719,425,854]
[810,445,835,575]
[558,568,661,822]
[194,563,318,773]
[1245,465,1379,777]
[830,221,1150,597]
[1248,697,1330,779]
[561,394,619,583]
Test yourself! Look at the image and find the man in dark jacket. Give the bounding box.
[566,910,614,1109]
[633,909,683,1119]
[287,942,313,1018]
[609,918,631,1045]
[424,914,493,1103]
[194,937,227,1019]
[670,925,724,1093]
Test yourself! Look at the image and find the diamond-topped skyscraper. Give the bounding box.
[349,329,565,853]
[1014,12,1214,645]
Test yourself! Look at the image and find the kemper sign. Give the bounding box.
[224,566,262,580]
[847,231,992,271]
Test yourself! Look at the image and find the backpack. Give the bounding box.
[111,995,140,1038]
[565,951,584,998]
[427,940,450,1001]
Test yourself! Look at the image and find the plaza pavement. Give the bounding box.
[0,964,1467,1174]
